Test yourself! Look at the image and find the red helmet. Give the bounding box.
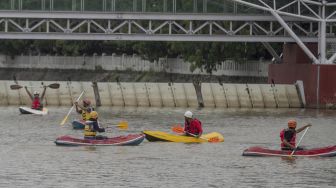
[83,99,91,105]
[288,120,297,129]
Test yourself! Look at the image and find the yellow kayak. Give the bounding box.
[142,131,224,143]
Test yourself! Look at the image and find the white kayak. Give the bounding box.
[19,106,48,115]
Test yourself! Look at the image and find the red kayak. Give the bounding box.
[55,134,145,146]
[243,145,336,157]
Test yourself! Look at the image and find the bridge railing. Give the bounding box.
[0,0,269,14]
[0,54,269,77]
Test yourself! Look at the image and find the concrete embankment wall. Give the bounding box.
[0,80,303,108]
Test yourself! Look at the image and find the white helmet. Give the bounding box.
[184,111,193,118]
[33,91,40,95]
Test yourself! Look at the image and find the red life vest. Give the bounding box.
[280,128,296,148]
[184,118,203,135]
[31,97,42,110]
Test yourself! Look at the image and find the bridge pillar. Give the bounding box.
[268,43,336,108]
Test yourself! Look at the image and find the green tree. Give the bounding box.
[132,42,170,62]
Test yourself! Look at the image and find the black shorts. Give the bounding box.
[281,146,304,151]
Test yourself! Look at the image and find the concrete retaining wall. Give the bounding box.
[222,84,240,108]
[247,84,264,108]
[0,80,302,108]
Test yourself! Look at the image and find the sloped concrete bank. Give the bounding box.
[0,80,303,108]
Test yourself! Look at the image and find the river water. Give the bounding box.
[0,107,335,188]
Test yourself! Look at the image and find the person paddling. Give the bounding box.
[24,86,47,110]
[183,111,203,138]
[84,111,106,139]
[280,120,312,150]
[74,99,94,121]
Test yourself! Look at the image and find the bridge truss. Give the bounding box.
[0,0,335,64]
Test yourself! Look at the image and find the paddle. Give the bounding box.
[171,124,220,143]
[60,91,85,126]
[10,83,60,90]
[105,121,128,130]
[289,126,310,158]
[172,125,185,134]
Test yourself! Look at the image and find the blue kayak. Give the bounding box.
[72,120,86,129]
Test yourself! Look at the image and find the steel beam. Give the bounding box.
[0,33,324,42]
[0,11,305,21]
[270,11,318,64]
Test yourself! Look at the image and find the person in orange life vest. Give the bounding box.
[74,99,94,121]
[24,85,47,110]
[280,120,312,150]
[183,111,203,138]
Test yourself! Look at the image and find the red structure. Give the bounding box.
[268,43,336,108]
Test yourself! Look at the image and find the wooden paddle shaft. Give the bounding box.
[290,127,310,156]
[60,91,85,125]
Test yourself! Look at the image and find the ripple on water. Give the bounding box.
[0,107,335,187]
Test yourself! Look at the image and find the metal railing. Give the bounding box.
[0,0,265,14]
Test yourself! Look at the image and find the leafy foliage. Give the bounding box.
[0,39,279,72]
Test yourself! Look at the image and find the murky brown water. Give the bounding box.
[0,107,335,187]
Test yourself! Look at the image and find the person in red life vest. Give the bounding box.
[24,86,47,110]
[280,120,312,150]
[183,110,203,138]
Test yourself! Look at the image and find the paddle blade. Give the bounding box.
[207,136,220,143]
[10,84,22,90]
[117,121,128,130]
[172,125,184,133]
[48,83,60,89]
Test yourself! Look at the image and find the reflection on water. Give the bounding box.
[280,156,298,164]
[0,107,335,187]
